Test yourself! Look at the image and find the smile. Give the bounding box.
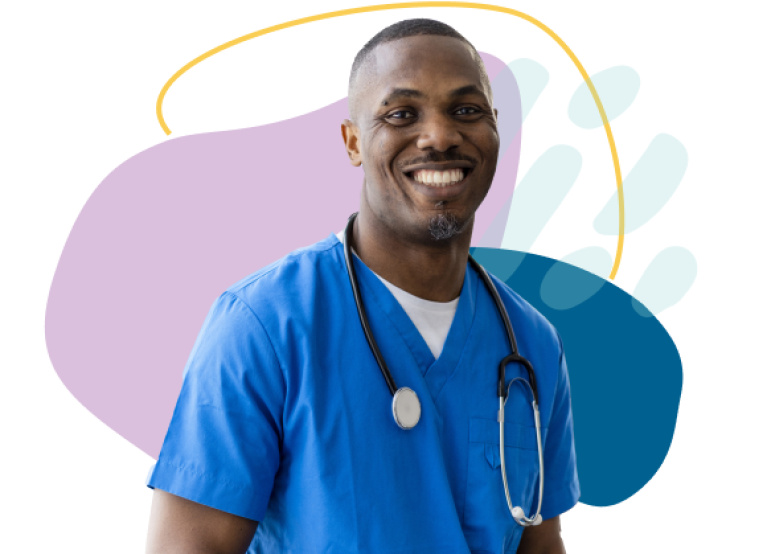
[410,168,466,187]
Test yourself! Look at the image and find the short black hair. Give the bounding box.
[348,18,491,121]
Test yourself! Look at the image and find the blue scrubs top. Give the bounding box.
[147,234,579,554]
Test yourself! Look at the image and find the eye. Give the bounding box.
[454,106,480,116]
[386,109,415,122]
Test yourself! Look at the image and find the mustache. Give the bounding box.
[397,152,478,169]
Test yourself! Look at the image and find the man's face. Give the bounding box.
[344,35,500,244]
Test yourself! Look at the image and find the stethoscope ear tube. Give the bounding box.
[469,256,540,405]
[499,354,539,404]
[499,386,545,527]
[343,213,399,396]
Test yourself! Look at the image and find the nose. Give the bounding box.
[416,114,463,152]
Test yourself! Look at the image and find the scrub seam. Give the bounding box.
[156,459,256,492]
[538,482,580,521]
[458,269,482,526]
[433,265,481,404]
[553,330,565,426]
[222,291,288,443]
[228,235,339,294]
[357,259,426,372]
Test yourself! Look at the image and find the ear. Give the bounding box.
[341,119,363,167]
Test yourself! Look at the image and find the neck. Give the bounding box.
[351,205,472,302]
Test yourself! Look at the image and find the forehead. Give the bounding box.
[362,35,487,100]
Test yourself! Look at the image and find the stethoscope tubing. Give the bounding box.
[500,379,544,527]
[343,214,398,396]
[343,212,544,526]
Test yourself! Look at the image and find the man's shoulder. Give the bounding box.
[224,232,343,310]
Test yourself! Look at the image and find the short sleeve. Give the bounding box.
[539,331,580,520]
[146,291,285,522]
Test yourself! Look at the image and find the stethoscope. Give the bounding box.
[343,213,544,527]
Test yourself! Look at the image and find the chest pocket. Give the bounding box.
[463,417,544,554]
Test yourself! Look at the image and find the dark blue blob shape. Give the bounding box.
[471,247,683,507]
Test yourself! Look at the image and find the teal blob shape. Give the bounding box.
[594,134,688,235]
[632,247,697,317]
[568,65,640,129]
[471,247,683,507]
[498,145,582,279]
[507,59,549,121]
[540,247,613,310]
[472,249,527,283]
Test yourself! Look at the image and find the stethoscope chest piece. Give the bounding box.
[392,387,421,430]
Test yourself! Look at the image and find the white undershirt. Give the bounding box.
[337,230,458,359]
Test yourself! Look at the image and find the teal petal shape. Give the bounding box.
[568,66,640,129]
[632,247,697,317]
[497,145,581,280]
[594,134,688,235]
[507,59,549,121]
[540,247,613,310]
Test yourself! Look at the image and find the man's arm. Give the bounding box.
[146,490,258,554]
[516,516,565,554]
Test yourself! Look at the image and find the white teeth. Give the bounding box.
[412,168,466,187]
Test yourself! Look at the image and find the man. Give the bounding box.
[146,19,579,554]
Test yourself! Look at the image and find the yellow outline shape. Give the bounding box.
[156,1,625,279]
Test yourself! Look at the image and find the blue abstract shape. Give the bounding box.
[472,249,526,283]
[632,247,697,317]
[594,134,688,235]
[540,246,612,310]
[568,66,640,129]
[507,58,549,121]
[471,247,683,507]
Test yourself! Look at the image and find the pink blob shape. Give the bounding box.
[45,53,520,457]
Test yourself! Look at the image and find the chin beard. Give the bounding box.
[429,212,463,241]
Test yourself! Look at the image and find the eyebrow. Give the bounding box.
[381,88,425,105]
[380,84,487,106]
[449,84,486,98]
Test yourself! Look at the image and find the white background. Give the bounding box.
[2,0,765,551]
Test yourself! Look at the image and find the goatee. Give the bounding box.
[429,212,462,241]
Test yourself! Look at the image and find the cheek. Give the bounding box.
[481,127,501,153]
[361,134,385,170]
[476,134,501,173]
[363,133,403,179]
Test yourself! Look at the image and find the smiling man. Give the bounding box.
[146,19,579,554]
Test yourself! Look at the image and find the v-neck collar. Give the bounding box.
[344,240,479,401]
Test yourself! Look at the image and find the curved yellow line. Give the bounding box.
[156,1,625,279]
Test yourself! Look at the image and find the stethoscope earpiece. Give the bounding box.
[511,507,543,527]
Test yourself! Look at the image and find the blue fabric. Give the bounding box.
[147,234,579,553]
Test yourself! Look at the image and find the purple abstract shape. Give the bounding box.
[478,62,523,248]
[479,52,505,83]
[45,53,520,457]
[478,131,521,247]
[478,168,515,248]
[46,107,361,456]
